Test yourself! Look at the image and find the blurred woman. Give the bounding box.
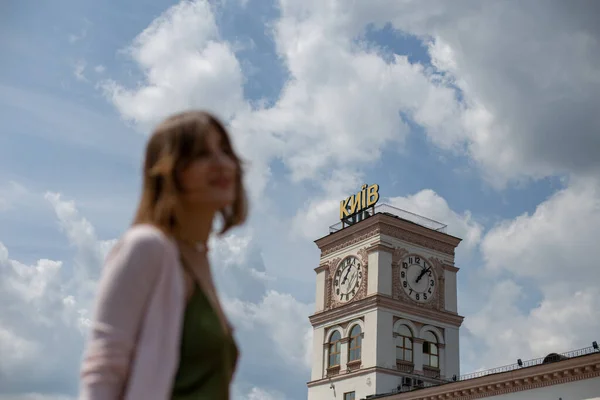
[79,110,247,400]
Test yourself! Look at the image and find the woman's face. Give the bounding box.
[178,127,237,211]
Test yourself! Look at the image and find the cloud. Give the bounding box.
[463,177,600,369]
[387,189,483,258]
[13,1,596,398]
[44,192,116,284]
[292,187,483,262]
[101,0,247,132]
[226,290,313,368]
[0,188,312,399]
[246,387,287,400]
[482,178,600,282]
[0,195,94,396]
[269,0,600,188]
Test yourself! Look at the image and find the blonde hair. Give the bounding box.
[132,110,247,236]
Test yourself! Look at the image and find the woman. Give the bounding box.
[79,110,248,400]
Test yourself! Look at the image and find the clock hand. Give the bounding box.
[346,274,356,291]
[348,272,357,290]
[342,266,351,284]
[415,266,431,283]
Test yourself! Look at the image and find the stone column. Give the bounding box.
[438,343,446,378]
[412,337,424,374]
[340,337,350,372]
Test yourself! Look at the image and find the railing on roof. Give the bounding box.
[361,345,600,399]
[452,345,599,382]
[328,203,448,234]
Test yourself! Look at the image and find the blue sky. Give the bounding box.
[1,1,600,399]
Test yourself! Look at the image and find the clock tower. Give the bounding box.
[307,185,464,400]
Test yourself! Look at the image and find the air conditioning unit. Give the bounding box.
[401,377,412,387]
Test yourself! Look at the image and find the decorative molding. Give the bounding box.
[443,264,459,273]
[397,361,415,374]
[367,240,395,254]
[324,250,369,311]
[379,224,456,256]
[323,318,364,340]
[308,365,445,387]
[377,352,600,400]
[316,214,461,258]
[310,294,464,328]
[324,257,342,310]
[392,247,410,264]
[391,250,446,312]
[347,359,362,372]
[423,366,441,379]
[314,262,329,273]
[326,366,340,377]
[321,227,380,257]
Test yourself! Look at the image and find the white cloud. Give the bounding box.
[270,0,600,187]
[0,234,88,395]
[246,387,286,400]
[101,0,247,132]
[291,169,365,240]
[0,189,312,398]
[226,290,313,369]
[387,190,483,258]
[463,177,600,369]
[0,192,120,395]
[8,0,596,398]
[482,177,600,283]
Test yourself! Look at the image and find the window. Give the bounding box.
[422,331,439,368]
[344,392,355,400]
[395,325,413,363]
[328,331,341,367]
[348,325,362,362]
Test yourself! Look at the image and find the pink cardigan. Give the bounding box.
[79,224,187,400]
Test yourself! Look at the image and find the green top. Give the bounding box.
[171,283,239,400]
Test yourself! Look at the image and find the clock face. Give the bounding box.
[333,256,364,303]
[400,254,436,303]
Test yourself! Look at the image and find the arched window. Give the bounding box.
[395,325,413,363]
[422,331,439,368]
[328,331,341,367]
[348,325,362,362]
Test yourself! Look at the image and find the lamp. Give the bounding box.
[517,359,523,367]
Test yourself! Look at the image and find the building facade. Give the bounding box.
[307,204,463,400]
[307,199,600,400]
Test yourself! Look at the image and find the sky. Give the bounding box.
[1,0,600,399]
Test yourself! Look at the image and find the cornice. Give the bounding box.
[307,366,445,388]
[381,352,600,400]
[315,214,462,258]
[315,263,328,273]
[309,294,464,328]
[367,240,395,254]
[443,264,460,273]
